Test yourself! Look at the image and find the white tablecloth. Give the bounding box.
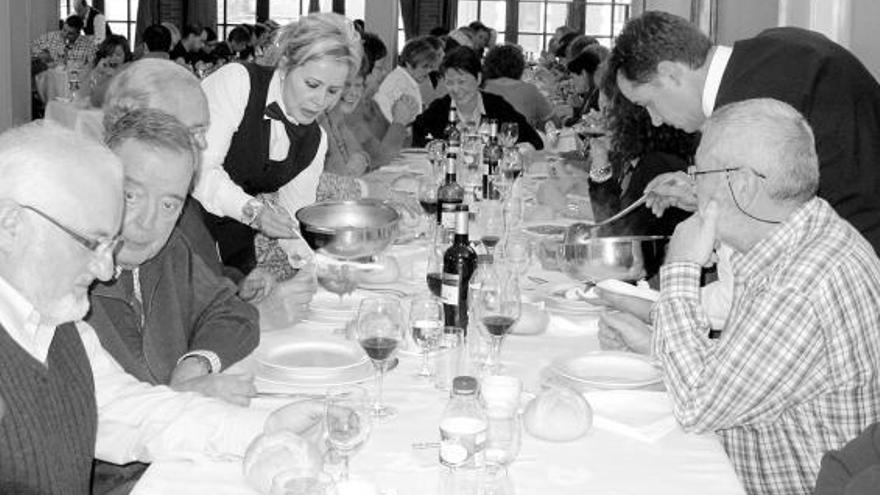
[132,153,744,495]
[44,99,104,141]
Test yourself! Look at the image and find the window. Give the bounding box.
[217,0,345,39]
[217,0,257,40]
[58,0,139,48]
[455,0,631,56]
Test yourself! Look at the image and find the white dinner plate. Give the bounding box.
[550,351,662,389]
[256,332,367,376]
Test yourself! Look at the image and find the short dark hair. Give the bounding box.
[567,49,602,76]
[353,19,365,35]
[441,46,481,79]
[483,44,525,80]
[554,32,578,58]
[468,21,491,35]
[566,34,598,59]
[181,24,203,39]
[609,11,712,83]
[95,34,132,66]
[400,35,442,69]
[143,24,171,52]
[203,26,217,42]
[361,32,387,75]
[227,25,251,45]
[65,15,84,31]
[104,107,198,171]
[429,26,449,37]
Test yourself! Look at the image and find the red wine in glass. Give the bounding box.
[502,168,523,181]
[482,315,517,336]
[360,336,399,361]
[426,272,443,297]
[420,199,438,216]
[481,235,501,249]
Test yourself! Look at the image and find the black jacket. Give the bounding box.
[412,92,544,150]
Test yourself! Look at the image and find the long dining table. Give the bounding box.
[131,148,746,495]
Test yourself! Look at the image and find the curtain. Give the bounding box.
[566,0,586,34]
[399,0,416,39]
[187,0,217,31]
[134,0,160,45]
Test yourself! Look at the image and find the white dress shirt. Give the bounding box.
[0,275,269,465]
[91,12,107,45]
[196,63,328,223]
[701,45,733,118]
[373,66,423,123]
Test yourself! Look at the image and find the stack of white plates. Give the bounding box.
[256,332,373,388]
[548,351,662,390]
[301,291,363,331]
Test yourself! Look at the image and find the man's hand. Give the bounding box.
[597,311,653,355]
[666,201,719,266]
[391,94,419,125]
[255,207,297,239]
[346,153,370,176]
[595,288,653,323]
[264,400,327,448]
[644,171,697,217]
[239,267,276,303]
[170,371,257,406]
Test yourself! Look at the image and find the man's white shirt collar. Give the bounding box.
[0,275,55,364]
[702,45,733,118]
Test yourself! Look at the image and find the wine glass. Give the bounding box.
[409,296,443,377]
[426,227,450,298]
[417,175,439,239]
[478,200,505,257]
[502,235,533,277]
[474,264,521,374]
[498,122,519,149]
[356,297,404,419]
[324,386,372,482]
[426,139,447,175]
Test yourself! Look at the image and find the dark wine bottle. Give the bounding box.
[437,155,464,230]
[482,120,501,200]
[445,104,460,162]
[442,207,477,333]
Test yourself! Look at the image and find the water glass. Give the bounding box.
[325,386,372,482]
[433,326,465,391]
[409,296,443,377]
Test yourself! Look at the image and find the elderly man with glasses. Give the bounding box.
[0,120,325,494]
[648,98,880,495]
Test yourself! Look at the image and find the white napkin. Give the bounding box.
[595,279,660,302]
[547,314,599,336]
[586,390,677,443]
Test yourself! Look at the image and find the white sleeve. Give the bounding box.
[193,63,255,220]
[372,71,398,123]
[94,14,106,45]
[79,321,269,464]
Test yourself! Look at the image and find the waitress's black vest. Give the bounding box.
[204,63,321,274]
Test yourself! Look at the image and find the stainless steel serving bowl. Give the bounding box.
[296,199,400,259]
[558,235,669,283]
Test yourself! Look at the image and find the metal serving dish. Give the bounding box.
[558,235,668,283]
[296,199,400,259]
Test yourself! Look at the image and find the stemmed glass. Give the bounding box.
[502,235,533,277]
[478,200,505,257]
[417,175,439,239]
[474,264,522,374]
[324,386,372,482]
[409,296,443,377]
[498,122,519,149]
[426,139,447,175]
[356,297,404,419]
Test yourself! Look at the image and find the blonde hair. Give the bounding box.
[273,12,363,77]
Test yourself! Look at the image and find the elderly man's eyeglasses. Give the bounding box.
[687,166,767,180]
[19,204,124,256]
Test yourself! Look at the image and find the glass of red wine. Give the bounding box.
[417,175,439,239]
[474,264,521,374]
[356,297,404,420]
[478,200,505,257]
[426,227,449,298]
[409,296,443,377]
[499,122,519,149]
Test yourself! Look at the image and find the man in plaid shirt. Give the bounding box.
[31,15,96,67]
[652,98,880,495]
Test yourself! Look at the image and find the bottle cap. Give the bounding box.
[452,376,478,395]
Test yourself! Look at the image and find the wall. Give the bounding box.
[848,0,880,81]
[716,0,778,44]
[0,0,54,132]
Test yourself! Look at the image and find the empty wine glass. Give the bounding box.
[502,235,533,277]
[325,386,372,482]
[426,139,447,175]
[474,264,521,374]
[409,296,443,377]
[356,297,404,419]
[498,122,519,149]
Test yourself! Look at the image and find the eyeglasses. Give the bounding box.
[687,166,767,180]
[19,204,124,257]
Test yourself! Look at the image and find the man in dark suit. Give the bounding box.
[412,46,544,150]
[610,11,880,255]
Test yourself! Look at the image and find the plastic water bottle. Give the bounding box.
[439,376,487,494]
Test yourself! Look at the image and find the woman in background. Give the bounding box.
[483,44,555,130]
[88,34,132,107]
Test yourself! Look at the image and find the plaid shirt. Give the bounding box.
[652,198,880,495]
[31,31,96,66]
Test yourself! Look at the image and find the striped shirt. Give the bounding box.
[652,198,880,495]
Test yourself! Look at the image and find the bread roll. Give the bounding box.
[524,386,593,442]
[242,430,323,495]
[510,302,549,335]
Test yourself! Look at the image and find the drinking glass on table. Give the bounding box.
[356,297,404,419]
[426,139,447,175]
[417,176,439,239]
[325,386,372,481]
[498,122,519,149]
[501,235,532,276]
[474,265,521,374]
[478,200,505,256]
[409,296,443,377]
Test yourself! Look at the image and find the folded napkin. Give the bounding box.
[547,313,599,336]
[586,390,677,443]
[595,279,660,302]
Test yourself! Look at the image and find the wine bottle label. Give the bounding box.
[440,203,458,230]
[441,274,460,305]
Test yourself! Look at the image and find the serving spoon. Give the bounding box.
[564,193,649,243]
